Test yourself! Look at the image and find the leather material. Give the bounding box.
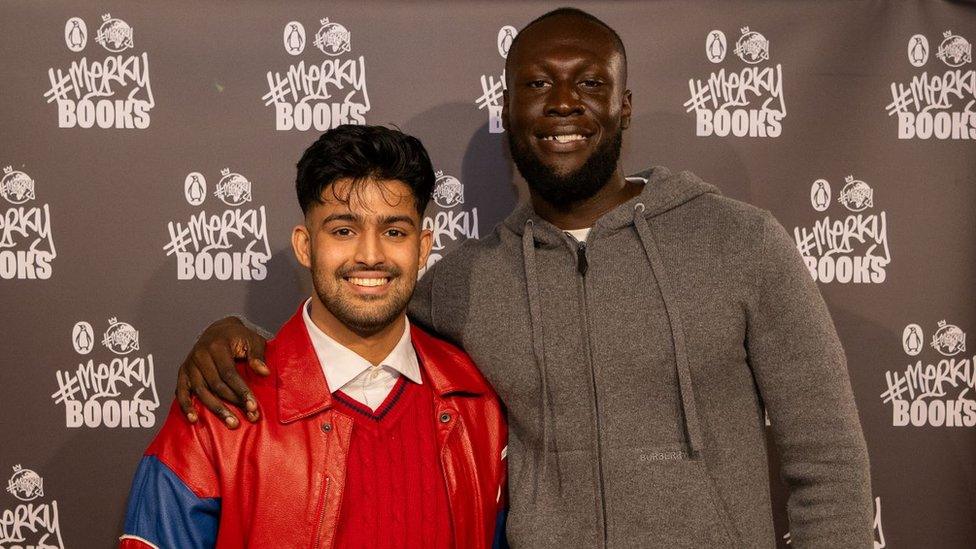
[121,304,508,548]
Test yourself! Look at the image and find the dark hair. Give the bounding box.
[295,124,435,216]
[506,7,627,82]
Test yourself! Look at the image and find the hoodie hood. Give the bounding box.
[502,166,720,244]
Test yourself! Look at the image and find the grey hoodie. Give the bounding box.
[409,167,872,548]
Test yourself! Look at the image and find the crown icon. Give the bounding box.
[740,27,750,35]
[220,168,230,176]
[944,31,953,39]
[321,18,330,25]
[12,465,22,473]
[3,166,12,174]
[845,175,855,183]
[102,13,112,22]
[435,170,444,178]
[108,317,118,325]
[938,320,947,328]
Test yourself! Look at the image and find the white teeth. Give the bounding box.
[543,134,585,143]
[348,277,389,287]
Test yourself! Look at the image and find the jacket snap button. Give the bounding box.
[439,412,451,423]
[321,422,332,432]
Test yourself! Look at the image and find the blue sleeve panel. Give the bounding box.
[122,455,220,549]
[492,508,509,549]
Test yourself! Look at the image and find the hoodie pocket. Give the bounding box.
[603,446,742,548]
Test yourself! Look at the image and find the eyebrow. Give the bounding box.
[321,212,417,228]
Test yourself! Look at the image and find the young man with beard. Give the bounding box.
[120,125,507,549]
[173,8,873,548]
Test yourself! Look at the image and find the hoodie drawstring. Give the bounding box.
[521,220,561,495]
[632,203,704,457]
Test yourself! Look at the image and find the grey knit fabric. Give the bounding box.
[409,166,873,548]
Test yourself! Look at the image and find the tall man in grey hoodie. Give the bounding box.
[174,8,873,548]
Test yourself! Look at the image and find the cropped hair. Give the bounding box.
[506,7,628,83]
[295,124,435,216]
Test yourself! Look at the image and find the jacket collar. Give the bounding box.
[273,304,491,423]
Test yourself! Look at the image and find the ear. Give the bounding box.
[418,227,433,271]
[292,223,312,269]
[620,89,633,130]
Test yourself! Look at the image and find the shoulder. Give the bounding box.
[411,324,498,400]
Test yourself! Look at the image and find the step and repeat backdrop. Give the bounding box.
[1,0,974,547]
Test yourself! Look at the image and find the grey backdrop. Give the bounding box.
[1,1,974,547]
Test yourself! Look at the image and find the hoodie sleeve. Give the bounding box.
[408,260,439,333]
[119,401,221,548]
[745,211,873,548]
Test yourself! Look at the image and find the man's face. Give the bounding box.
[292,178,432,335]
[503,15,632,207]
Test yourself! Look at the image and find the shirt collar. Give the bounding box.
[301,298,422,392]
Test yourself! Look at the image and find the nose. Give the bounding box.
[544,81,584,117]
[352,229,386,266]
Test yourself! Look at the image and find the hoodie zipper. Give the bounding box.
[575,240,609,548]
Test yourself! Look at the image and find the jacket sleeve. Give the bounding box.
[745,211,873,548]
[119,401,221,548]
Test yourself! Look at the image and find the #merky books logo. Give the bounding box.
[881,320,975,427]
[420,171,478,276]
[888,30,975,140]
[0,166,56,280]
[1,465,65,548]
[164,169,271,281]
[265,17,370,131]
[45,14,154,129]
[686,27,785,138]
[792,176,890,284]
[51,318,159,429]
[475,25,517,134]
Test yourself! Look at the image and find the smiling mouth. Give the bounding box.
[345,276,391,288]
[541,134,587,143]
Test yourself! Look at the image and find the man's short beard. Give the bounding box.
[312,260,412,337]
[508,128,623,209]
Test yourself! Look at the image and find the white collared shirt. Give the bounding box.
[301,298,422,411]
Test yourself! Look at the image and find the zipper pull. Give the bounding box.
[576,242,588,276]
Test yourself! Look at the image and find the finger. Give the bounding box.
[208,342,252,408]
[189,366,240,429]
[217,360,260,420]
[176,367,198,423]
[248,336,270,376]
[194,349,244,406]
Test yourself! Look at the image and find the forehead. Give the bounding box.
[317,178,417,215]
[509,16,621,71]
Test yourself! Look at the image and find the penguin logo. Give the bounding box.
[497,26,517,59]
[72,321,94,355]
[184,172,207,206]
[902,324,923,356]
[64,17,88,52]
[810,178,831,212]
[907,34,929,67]
[706,30,727,63]
[283,21,306,56]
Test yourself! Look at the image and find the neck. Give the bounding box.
[308,298,405,366]
[530,170,643,230]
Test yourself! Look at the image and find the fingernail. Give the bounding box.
[257,360,269,373]
[187,412,198,423]
[246,398,257,412]
[247,411,259,422]
[225,415,239,428]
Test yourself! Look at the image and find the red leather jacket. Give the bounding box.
[120,307,508,548]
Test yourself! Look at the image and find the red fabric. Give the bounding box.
[136,304,507,548]
[332,377,453,549]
